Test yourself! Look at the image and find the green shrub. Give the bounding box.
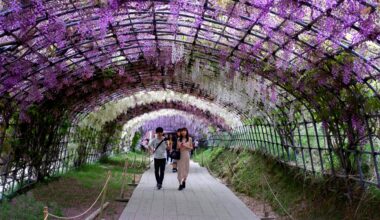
[130,132,142,152]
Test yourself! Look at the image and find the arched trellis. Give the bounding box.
[31,60,315,134]
[1,0,379,105]
[72,87,245,129]
[76,99,233,153]
[1,1,379,77]
[113,101,231,130]
[115,105,229,148]
[137,115,213,137]
[120,109,217,143]
[0,0,379,199]
[0,54,301,127]
[208,117,380,188]
[68,78,248,126]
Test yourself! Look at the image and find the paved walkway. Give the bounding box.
[119,161,259,220]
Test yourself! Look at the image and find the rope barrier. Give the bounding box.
[99,171,110,219]
[44,171,112,220]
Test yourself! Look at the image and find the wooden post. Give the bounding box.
[132,155,136,184]
[99,171,111,219]
[141,154,144,167]
[139,153,144,170]
[260,176,274,220]
[147,151,151,169]
[43,206,48,220]
[201,151,204,166]
[128,154,138,186]
[132,171,136,184]
[262,178,266,216]
[120,161,128,199]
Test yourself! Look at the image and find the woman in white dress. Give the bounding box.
[177,128,193,190]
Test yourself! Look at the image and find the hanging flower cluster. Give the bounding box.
[139,113,211,138]
[189,58,282,121]
[0,0,377,103]
[0,0,378,149]
[121,109,214,143]
[78,90,242,130]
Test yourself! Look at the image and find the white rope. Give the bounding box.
[47,173,112,220]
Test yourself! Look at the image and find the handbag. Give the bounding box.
[170,150,181,160]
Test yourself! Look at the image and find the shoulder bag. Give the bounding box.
[170,140,181,160]
[153,139,166,153]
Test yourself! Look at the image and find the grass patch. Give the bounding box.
[0,151,148,219]
[100,151,149,168]
[0,194,62,220]
[194,147,380,220]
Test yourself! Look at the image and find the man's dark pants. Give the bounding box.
[154,158,166,185]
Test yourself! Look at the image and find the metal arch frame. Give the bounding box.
[4,41,315,125]
[1,0,379,100]
[4,46,378,117]
[0,54,374,134]
[2,30,296,96]
[207,91,380,187]
[113,101,231,130]
[0,0,379,198]
[16,52,317,134]
[0,17,370,83]
[18,48,306,127]
[2,38,360,160]
[207,113,380,188]
[136,122,211,139]
[2,0,378,63]
[59,69,316,133]
[65,77,249,124]
[121,109,215,143]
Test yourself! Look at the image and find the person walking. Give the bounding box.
[177,128,193,191]
[171,129,181,172]
[148,127,170,190]
[166,134,173,163]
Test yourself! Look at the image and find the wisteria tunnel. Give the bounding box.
[0,0,379,218]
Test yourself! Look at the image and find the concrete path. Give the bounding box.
[119,160,260,220]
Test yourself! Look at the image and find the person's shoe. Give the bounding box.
[157,184,162,190]
[178,184,183,190]
[182,181,186,189]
